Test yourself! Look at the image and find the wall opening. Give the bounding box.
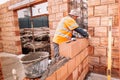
[17,2,51,55]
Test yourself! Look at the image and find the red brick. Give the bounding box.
[59,39,88,58]
[59,3,68,12]
[55,13,63,21]
[88,46,94,55]
[88,27,94,36]
[112,27,119,37]
[94,27,107,37]
[88,0,100,6]
[52,21,59,29]
[66,74,73,80]
[113,59,119,68]
[49,14,56,21]
[89,37,100,46]
[67,58,76,74]
[51,5,59,13]
[101,0,116,4]
[46,72,56,80]
[112,48,119,58]
[113,38,119,48]
[100,56,107,66]
[101,16,111,26]
[88,7,94,16]
[100,37,108,46]
[73,68,78,80]
[88,17,100,26]
[89,56,100,65]
[56,63,68,80]
[108,4,118,15]
[95,5,108,16]
[78,64,83,75]
[78,67,89,80]
[83,57,89,69]
[94,47,107,56]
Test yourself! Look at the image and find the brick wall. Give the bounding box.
[46,39,89,80]
[0,59,3,80]
[88,0,120,77]
[48,0,69,57]
[0,1,22,54]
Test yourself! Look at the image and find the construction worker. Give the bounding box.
[52,9,89,61]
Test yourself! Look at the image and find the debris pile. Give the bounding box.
[20,27,50,54]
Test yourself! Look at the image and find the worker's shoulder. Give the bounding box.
[64,16,75,22]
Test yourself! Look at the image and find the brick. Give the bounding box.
[113,15,119,26]
[66,74,73,80]
[88,7,94,16]
[49,14,56,21]
[46,72,56,80]
[112,27,119,37]
[88,0,100,6]
[56,63,68,80]
[67,58,76,74]
[73,68,78,80]
[101,0,116,4]
[94,47,107,56]
[100,56,107,66]
[88,27,94,36]
[113,59,119,68]
[52,21,59,29]
[94,27,107,37]
[78,64,83,75]
[93,66,106,74]
[113,38,119,48]
[59,3,68,12]
[51,5,59,13]
[83,57,89,69]
[89,37,100,46]
[100,37,108,46]
[112,48,119,58]
[88,17,100,27]
[55,13,63,21]
[78,67,89,80]
[108,4,119,15]
[101,16,111,26]
[88,46,94,55]
[89,56,100,65]
[95,5,108,16]
[59,39,88,58]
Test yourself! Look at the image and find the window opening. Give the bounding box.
[17,2,50,54]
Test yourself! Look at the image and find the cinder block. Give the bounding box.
[46,72,56,80]
[94,27,107,37]
[88,17,100,26]
[88,0,100,6]
[95,5,108,16]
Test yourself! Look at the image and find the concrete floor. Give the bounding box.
[86,73,120,80]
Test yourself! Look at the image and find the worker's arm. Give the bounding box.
[74,27,89,38]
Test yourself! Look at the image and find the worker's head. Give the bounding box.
[69,9,80,20]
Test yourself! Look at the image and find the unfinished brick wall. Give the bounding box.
[48,0,69,56]
[88,0,120,77]
[0,1,22,54]
[46,39,89,80]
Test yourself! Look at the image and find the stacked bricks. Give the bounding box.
[119,0,120,77]
[48,0,69,56]
[0,1,22,54]
[88,0,120,77]
[0,59,4,80]
[46,39,89,80]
